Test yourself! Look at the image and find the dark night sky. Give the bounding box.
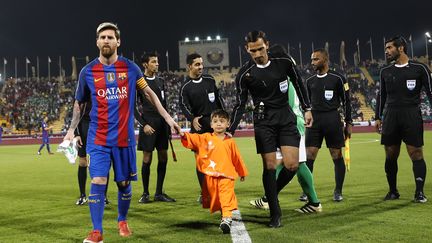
[1,0,431,77]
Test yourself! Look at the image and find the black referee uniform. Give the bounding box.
[229,56,311,225]
[376,60,432,200]
[135,74,175,202]
[306,70,352,148]
[75,102,91,158]
[135,75,169,152]
[376,61,432,147]
[305,69,352,200]
[179,74,224,134]
[179,74,224,192]
[229,57,310,151]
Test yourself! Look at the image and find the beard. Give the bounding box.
[254,56,265,65]
[312,64,323,72]
[101,46,115,58]
[386,51,400,63]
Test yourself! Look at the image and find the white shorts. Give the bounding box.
[275,135,306,162]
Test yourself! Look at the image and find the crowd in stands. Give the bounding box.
[0,77,72,134]
[1,60,431,135]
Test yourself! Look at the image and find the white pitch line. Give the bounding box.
[349,139,380,145]
[231,209,252,243]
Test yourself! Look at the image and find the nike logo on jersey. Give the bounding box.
[94,77,104,82]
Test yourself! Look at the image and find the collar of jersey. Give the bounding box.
[394,62,409,68]
[317,73,328,78]
[145,75,156,80]
[256,60,271,69]
[191,77,203,83]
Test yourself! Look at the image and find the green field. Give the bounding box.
[0,132,431,242]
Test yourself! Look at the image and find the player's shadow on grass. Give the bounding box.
[239,191,415,228]
[172,221,215,230]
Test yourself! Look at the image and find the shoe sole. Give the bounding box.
[154,199,176,202]
[83,240,103,243]
[220,224,231,234]
[333,197,343,202]
[268,222,282,228]
[295,206,322,213]
[76,199,88,205]
[119,232,132,237]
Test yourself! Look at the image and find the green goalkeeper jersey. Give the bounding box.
[288,81,305,136]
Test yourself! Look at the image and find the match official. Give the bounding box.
[375,36,432,203]
[305,48,352,202]
[135,51,175,203]
[229,30,312,227]
[179,53,224,197]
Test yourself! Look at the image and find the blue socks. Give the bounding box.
[89,183,106,232]
[118,184,132,222]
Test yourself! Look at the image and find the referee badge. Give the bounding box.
[324,90,334,100]
[279,80,288,93]
[406,80,416,90]
[208,92,215,102]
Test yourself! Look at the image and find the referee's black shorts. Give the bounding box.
[254,105,300,154]
[137,116,169,152]
[306,110,344,149]
[381,106,423,147]
[77,119,90,157]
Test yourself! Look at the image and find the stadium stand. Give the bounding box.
[1,60,430,136]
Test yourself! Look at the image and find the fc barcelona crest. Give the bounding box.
[118,73,127,80]
[107,72,116,82]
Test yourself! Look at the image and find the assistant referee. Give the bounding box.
[375,36,432,203]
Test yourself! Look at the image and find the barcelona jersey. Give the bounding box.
[75,56,148,147]
[41,121,49,138]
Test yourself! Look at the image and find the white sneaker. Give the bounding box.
[295,202,322,213]
[249,196,269,210]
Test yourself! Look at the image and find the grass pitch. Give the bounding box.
[0,132,431,242]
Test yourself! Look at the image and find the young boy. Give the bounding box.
[180,109,248,234]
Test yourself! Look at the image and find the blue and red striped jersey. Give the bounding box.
[75,56,147,147]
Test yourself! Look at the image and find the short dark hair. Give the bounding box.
[186,53,202,65]
[313,48,329,59]
[245,30,268,43]
[385,36,408,53]
[96,22,120,39]
[141,51,159,64]
[269,44,288,57]
[211,109,230,121]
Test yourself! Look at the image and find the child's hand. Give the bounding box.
[240,176,245,181]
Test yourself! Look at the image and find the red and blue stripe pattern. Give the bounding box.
[76,56,145,147]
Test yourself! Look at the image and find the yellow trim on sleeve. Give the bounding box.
[136,77,148,90]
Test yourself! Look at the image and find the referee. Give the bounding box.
[179,53,224,196]
[229,31,312,227]
[375,36,432,203]
[135,51,175,203]
[305,48,352,202]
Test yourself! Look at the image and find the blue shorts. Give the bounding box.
[42,137,49,144]
[87,143,137,182]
